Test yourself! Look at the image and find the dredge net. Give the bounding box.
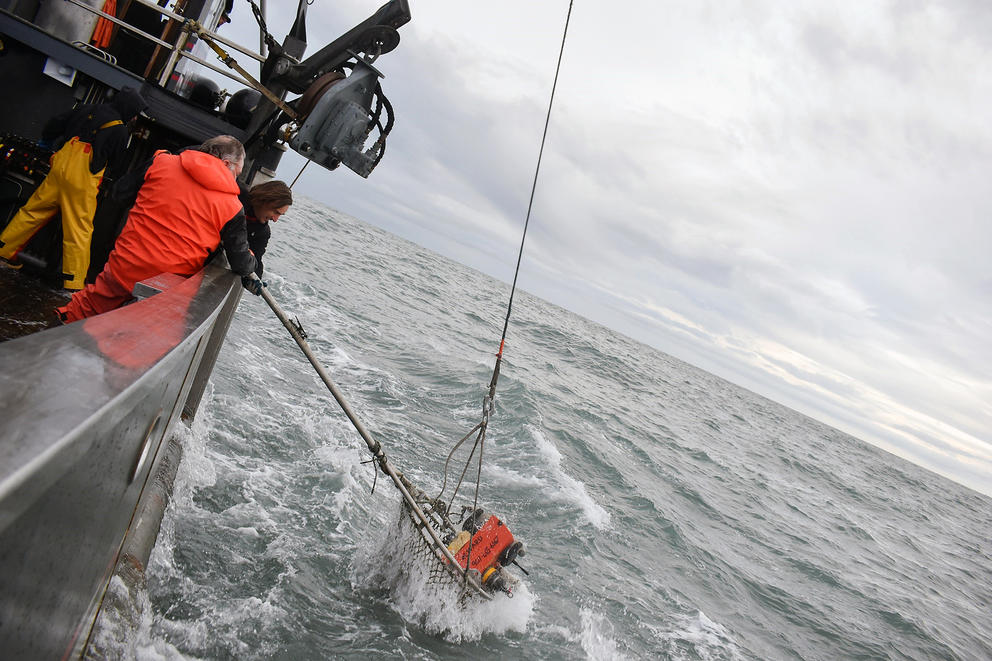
[358,493,532,641]
[391,473,496,603]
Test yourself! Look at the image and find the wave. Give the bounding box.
[529,425,612,530]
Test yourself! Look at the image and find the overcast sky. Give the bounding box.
[221,0,991,496]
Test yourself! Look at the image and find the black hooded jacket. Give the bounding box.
[41,87,147,174]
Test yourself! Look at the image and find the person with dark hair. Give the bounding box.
[56,135,257,323]
[0,87,147,289]
[218,0,234,27]
[239,180,292,278]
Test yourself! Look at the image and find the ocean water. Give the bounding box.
[133,198,991,660]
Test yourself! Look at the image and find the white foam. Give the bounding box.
[171,418,217,495]
[86,576,140,660]
[128,560,206,661]
[530,426,612,530]
[580,608,625,660]
[353,503,535,642]
[487,464,546,489]
[135,638,202,661]
[650,610,746,661]
[311,442,371,523]
[144,418,217,585]
[135,604,204,661]
[525,610,626,660]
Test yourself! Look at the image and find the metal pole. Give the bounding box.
[259,0,267,61]
[254,282,492,599]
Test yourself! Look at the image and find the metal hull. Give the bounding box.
[0,5,251,656]
[0,264,242,659]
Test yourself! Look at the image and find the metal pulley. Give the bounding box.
[288,57,390,178]
[294,72,346,119]
[355,25,400,59]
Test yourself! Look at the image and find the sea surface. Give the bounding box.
[133,198,991,660]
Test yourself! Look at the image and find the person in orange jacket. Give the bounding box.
[0,87,146,289]
[56,135,258,323]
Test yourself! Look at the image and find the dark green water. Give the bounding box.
[135,198,991,660]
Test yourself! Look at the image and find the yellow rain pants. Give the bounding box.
[0,128,116,289]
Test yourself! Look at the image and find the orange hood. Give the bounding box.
[178,150,240,195]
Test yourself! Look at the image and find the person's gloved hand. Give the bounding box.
[242,275,266,296]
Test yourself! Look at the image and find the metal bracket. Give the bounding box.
[292,315,308,341]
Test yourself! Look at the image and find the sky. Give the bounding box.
[217,0,992,497]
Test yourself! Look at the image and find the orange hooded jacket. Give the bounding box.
[107,149,245,289]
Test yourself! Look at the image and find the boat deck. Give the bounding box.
[0,264,70,342]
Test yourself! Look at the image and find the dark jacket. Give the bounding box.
[238,184,271,277]
[42,87,147,174]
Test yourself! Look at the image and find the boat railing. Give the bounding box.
[62,0,264,90]
[72,40,118,66]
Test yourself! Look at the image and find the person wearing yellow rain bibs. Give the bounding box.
[0,87,146,290]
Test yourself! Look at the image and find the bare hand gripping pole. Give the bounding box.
[252,279,492,599]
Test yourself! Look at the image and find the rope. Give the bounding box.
[495,0,574,361]
[250,0,575,597]
[290,159,310,188]
[436,0,575,575]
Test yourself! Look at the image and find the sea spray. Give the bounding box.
[353,502,534,642]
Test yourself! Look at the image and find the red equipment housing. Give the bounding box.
[453,514,515,573]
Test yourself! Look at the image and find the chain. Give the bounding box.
[246,0,278,51]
